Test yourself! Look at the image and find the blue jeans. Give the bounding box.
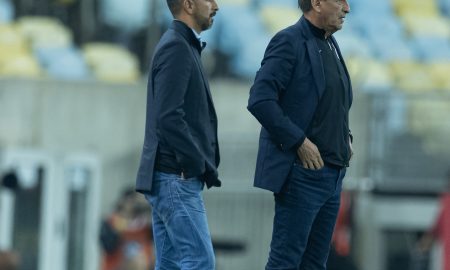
[145,171,215,270]
[266,162,346,270]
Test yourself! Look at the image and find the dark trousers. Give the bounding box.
[266,162,346,270]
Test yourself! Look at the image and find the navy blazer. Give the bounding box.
[136,20,220,194]
[248,16,352,193]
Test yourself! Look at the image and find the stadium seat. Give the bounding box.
[408,99,450,155]
[354,13,404,41]
[0,24,27,52]
[34,46,90,80]
[371,37,416,61]
[16,16,73,49]
[0,0,13,23]
[350,0,393,17]
[427,62,450,90]
[0,53,42,78]
[0,24,41,78]
[82,43,141,83]
[344,57,393,92]
[412,36,450,61]
[260,5,301,34]
[334,28,373,59]
[402,15,450,38]
[439,0,450,15]
[215,6,270,78]
[360,59,393,92]
[390,61,436,91]
[393,0,440,17]
[99,0,151,32]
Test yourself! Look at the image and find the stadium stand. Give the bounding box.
[1,0,450,89]
[82,42,140,83]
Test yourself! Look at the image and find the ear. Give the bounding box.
[183,0,195,15]
[311,0,321,12]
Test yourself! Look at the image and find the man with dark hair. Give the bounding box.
[248,0,352,269]
[135,0,220,269]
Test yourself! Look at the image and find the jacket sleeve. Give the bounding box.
[152,40,205,178]
[247,31,306,151]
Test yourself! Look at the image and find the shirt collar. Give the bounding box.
[172,19,201,45]
[305,17,327,40]
[172,19,205,51]
[191,28,201,41]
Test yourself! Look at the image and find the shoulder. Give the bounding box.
[262,24,305,62]
[154,30,193,64]
[158,30,191,53]
[267,24,306,53]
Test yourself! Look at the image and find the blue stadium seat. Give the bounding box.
[214,6,270,78]
[334,28,373,58]
[412,36,450,61]
[34,47,90,80]
[99,0,151,32]
[354,13,404,42]
[372,37,416,61]
[0,0,13,23]
[349,0,393,16]
[230,33,270,78]
[439,0,450,15]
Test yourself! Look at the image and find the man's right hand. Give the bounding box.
[297,138,324,170]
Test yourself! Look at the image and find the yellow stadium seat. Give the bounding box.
[0,25,28,61]
[0,53,42,78]
[0,24,27,47]
[393,0,440,17]
[408,99,450,155]
[82,43,141,83]
[401,15,450,38]
[427,62,450,91]
[389,61,436,91]
[16,16,73,48]
[0,24,33,69]
[260,5,300,34]
[0,44,29,63]
[361,59,393,90]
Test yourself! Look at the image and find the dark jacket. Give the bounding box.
[136,20,220,194]
[247,16,352,193]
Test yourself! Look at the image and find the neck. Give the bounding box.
[304,13,331,38]
[175,15,201,34]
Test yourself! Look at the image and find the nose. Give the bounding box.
[343,0,350,13]
[212,0,219,11]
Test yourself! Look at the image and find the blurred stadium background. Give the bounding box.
[0,0,450,269]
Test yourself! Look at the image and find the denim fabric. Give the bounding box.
[145,171,215,270]
[266,163,346,270]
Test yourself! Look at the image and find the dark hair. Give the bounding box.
[298,0,313,13]
[167,0,183,16]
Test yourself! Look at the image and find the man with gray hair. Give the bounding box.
[136,0,220,269]
[248,0,352,269]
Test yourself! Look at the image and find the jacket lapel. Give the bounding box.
[306,39,326,98]
[298,17,325,98]
[330,36,353,105]
[191,49,217,118]
[171,20,218,117]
